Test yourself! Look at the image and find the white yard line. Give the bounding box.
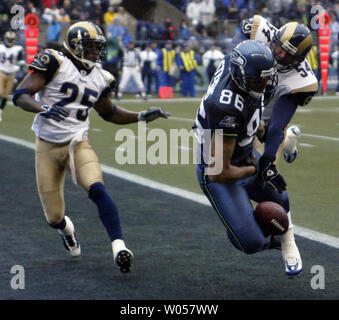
[0,133,338,249]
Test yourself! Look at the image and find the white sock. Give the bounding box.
[281,211,301,261]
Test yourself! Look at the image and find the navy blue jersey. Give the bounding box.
[194,57,263,166]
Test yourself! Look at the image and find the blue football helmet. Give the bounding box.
[230,40,277,100]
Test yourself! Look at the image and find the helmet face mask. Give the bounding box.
[230,40,277,101]
[64,22,106,69]
[272,22,313,72]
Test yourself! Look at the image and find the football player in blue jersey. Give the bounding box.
[12,22,169,273]
[194,40,302,277]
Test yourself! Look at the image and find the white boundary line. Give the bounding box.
[0,133,338,249]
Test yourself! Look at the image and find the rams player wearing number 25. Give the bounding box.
[195,40,302,277]
[13,22,169,273]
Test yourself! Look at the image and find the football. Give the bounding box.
[254,201,289,236]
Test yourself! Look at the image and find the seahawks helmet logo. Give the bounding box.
[230,49,247,67]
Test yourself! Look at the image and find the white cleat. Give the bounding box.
[112,239,133,273]
[58,216,81,257]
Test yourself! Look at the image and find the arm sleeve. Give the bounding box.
[263,95,298,159]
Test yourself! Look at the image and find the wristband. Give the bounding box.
[12,88,31,106]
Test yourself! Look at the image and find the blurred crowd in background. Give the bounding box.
[0,0,338,96]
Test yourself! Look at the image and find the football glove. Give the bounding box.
[138,107,170,122]
[283,149,299,163]
[40,105,70,122]
[258,156,287,193]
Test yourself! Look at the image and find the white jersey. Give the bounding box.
[0,43,24,74]
[30,49,114,143]
[242,15,318,99]
[202,49,225,67]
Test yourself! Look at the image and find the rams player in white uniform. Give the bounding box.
[0,31,25,121]
[232,16,318,276]
[13,22,169,273]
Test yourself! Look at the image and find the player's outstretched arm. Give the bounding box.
[13,71,47,113]
[13,71,70,122]
[94,96,170,124]
[208,134,256,183]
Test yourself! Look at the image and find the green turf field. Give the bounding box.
[0,94,338,237]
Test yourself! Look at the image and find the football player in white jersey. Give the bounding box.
[13,21,169,273]
[0,31,25,121]
[233,16,318,166]
[231,16,319,277]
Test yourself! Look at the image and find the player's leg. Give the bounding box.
[134,70,147,100]
[196,164,266,254]
[117,67,131,99]
[35,138,80,257]
[0,71,8,121]
[72,140,133,272]
[189,71,196,97]
[244,174,302,276]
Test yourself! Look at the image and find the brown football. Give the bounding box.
[254,201,289,236]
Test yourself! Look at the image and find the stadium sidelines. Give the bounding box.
[0,133,338,250]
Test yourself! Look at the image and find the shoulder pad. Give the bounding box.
[29,49,61,81]
[240,17,254,37]
[100,76,117,98]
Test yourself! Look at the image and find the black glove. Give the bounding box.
[40,105,70,122]
[138,107,170,122]
[258,156,287,193]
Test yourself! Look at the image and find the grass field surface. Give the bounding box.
[1,95,338,238]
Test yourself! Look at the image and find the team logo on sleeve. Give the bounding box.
[219,115,238,129]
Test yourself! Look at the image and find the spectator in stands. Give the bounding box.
[163,17,177,41]
[0,15,10,39]
[57,8,70,26]
[216,27,232,52]
[46,14,62,43]
[42,4,59,24]
[198,29,214,52]
[27,1,41,16]
[136,20,150,42]
[207,14,223,39]
[107,18,125,39]
[176,43,200,97]
[114,6,132,28]
[186,0,202,30]
[199,0,216,30]
[149,18,166,41]
[140,43,158,96]
[104,6,117,26]
[267,0,284,27]
[179,19,190,40]
[121,27,134,48]
[202,43,224,82]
